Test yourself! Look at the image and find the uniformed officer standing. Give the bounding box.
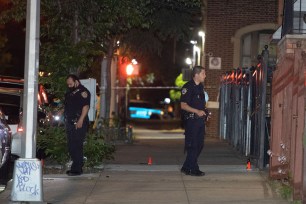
[64,74,90,176]
[180,66,207,176]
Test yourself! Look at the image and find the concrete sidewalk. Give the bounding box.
[0,165,288,204]
[0,129,290,203]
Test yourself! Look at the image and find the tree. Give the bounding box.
[121,1,201,86]
[0,0,202,117]
[0,33,12,71]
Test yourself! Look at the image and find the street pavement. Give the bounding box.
[0,127,290,204]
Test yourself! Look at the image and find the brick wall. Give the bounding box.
[204,0,279,137]
[205,108,219,138]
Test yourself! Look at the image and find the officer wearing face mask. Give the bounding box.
[64,74,90,176]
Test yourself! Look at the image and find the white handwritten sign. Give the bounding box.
[11,158,43,202]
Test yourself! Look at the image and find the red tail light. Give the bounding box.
[17,127,23,132]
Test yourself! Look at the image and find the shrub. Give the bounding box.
[83,130,115,168]
[37,126,69,166]
[37,125,115,168]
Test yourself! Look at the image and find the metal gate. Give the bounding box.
[219,48,272,169]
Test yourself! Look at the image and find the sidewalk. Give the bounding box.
[0,129,290,204]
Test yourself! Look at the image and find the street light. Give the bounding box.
[190,40,200,66]
[124,59,139,120]
[194,45,201,66]
[126,59,139,76]
[190,40,197,45]
[126,64,134,76]
[185,57,192,68]
[198,31,205,38]
[198,31,205,67]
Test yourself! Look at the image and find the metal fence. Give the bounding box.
[95,118,133,144]
[219,48,272,169]
[281,0,306,37]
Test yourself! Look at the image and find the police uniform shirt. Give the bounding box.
[180,80,206,111]
[64,84,91,120]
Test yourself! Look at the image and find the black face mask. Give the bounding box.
[68,87,76,92]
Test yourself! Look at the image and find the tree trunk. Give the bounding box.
[72,9,79,74]
[105,38,115,119]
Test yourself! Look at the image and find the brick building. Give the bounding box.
[202,0,282,137]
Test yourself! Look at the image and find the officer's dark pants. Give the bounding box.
[182,118,205,172]
[65,121,88,173]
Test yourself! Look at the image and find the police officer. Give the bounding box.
[64,74,90,176]
[180,66,207,176]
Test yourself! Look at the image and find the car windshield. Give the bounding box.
[0,93,21,124]
[0,104,20,124]
[0,93,20,106]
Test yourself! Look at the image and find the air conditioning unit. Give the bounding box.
[209,57,222,70]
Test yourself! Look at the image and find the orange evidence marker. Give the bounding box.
[246,159,251,170]
[148,157,152,165]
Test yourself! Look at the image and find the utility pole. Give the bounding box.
[11,0,43,202]
[22,0,40,159]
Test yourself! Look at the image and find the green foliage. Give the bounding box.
[0,0,26,24]
[84,131,115,168]
[37,126,69,166]
[1,0,201,100]
[39,40,96,98]
[121,0,202,59]
[152,8,191,41]
[279,184,292,200]
[37,125,115,168]
[268,178,298,202]
[0,31,13,72]
[127,73,155,87]
[38,0,155,97]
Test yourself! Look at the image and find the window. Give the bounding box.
[241,30,277,67]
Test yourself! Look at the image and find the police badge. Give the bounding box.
[81,91,88,98]
[182,88,187,95]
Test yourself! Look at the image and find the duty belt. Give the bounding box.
[184,113,204,120]
[184,108,211,121]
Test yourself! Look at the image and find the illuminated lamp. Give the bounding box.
[126,64,134,76]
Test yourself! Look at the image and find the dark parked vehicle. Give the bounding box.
[0,109,13,186]
[0,76,49,187]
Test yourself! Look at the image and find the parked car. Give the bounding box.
[0,76,49,186]
[128,100,164,120]
[0,86,23,158]
[0,109,13,185]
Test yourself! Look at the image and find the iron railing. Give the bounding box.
[219,48,272,169]
[95,118,133,144]
[282,0,306,37]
